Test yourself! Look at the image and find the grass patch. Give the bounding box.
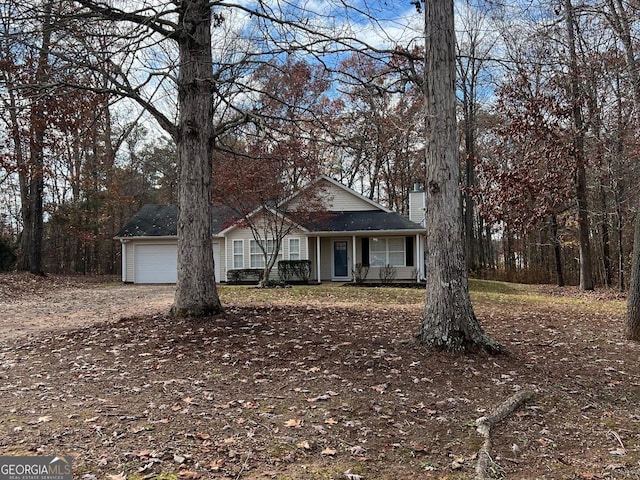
[218,279,626,316]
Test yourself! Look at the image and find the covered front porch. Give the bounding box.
[305,233,425,283]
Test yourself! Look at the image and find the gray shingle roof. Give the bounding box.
[116,206,423,238]
[115,204,239,237]
[302,210,423,232]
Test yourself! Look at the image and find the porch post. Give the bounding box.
[316,236,321,283]
[352,235,357,282]
[417,233,424,281]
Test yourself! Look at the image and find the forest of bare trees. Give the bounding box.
[1,0,639,296]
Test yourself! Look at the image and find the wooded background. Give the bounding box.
[1,0,638,290]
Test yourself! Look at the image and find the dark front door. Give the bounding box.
[333,240,349,278]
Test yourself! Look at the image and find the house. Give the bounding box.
[115,176,426,284]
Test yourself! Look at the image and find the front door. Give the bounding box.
[332,239,349,279]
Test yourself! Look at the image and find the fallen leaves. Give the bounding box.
[106,474,126,480]
[284,418,303,428]
[177,471,199,479]
[1,292,637,480]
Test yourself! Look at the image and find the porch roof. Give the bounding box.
[302,210,423,234]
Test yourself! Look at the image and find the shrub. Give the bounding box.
[378,264,396,285]
[278,260,312,283]
[227,268,263,284]
[352,263,369,284]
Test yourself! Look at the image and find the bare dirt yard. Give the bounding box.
[0,273,174,340]
[0,272,639,480]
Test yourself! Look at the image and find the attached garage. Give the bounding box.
[134,243,178,284]
[119,238,221,284]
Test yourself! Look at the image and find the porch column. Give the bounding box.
[316,236,321,283]
[417,233,424,281]
[352,235,357,282]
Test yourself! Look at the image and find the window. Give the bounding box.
[288,238,300,260]
[369,237,406,267]
[232,240,244,269]
[249,239,282,268]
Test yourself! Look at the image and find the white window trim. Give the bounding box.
[232,239,244,269]
[288,237,301,260]
[249,239,283,269]
[370,237,406,268]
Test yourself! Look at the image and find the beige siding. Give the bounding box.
[322,181,378,211]
[286,178,379,212]
[319,237,333,280]
[212,240,222,282]
[126,242,135,282]
[223,220,308,281]
[367,266,416,281]
[216,239,226,282]
[409,191,426,226]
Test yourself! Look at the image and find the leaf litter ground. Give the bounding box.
[0,275,639,479]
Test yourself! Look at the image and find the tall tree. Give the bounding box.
[563,0,594,291]
[415,0,502,353]
[595,0,640,339]
[1,0,54,275]
[455,1,496,273]
[63,0,378,317]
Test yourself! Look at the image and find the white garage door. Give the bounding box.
[135,244,178,284]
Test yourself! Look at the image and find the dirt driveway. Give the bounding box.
[0,274,175,341]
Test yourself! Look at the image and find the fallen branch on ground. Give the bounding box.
[475,389,535,480]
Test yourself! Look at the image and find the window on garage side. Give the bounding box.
[288,238,300,260]
[250,239,282,268]
[233,240,244,269]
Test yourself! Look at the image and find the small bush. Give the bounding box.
[278,260,312,284]
[378,264,397,285]
[352,263,369,284]
[227,268,263,284]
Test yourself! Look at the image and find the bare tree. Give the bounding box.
[563,0,595,291]
[0,0,54,275]
[54,1,379,317]
[594,0,640,339]
[455,1,497,273]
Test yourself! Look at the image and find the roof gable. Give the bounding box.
[285,176,391,213]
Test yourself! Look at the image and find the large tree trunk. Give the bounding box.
[171,0,223,317]
[627,212,640,339]
[416,0,502,354]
